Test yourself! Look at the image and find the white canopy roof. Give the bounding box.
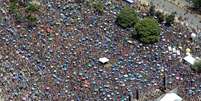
[99,57,109,64]
[183,55,196,65]
[127,40,133,44]
[191,33,196,39]
[125,0,134,3]
[160,93,182,101]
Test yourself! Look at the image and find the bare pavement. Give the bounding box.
[139,0,201,31]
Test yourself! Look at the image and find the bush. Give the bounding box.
[192,59,201,72]
[9,1,22,21]
[15,12,23,22]
[117,6,138,28]
[9,1,18,13]
[8,0,40,24]
[26,15,37,23]
[149,4,155,16]
[93,1,104,14]
[155,11,165,23]
[165,13,175,26]
[135,18,161,44]
[26,3,39,12]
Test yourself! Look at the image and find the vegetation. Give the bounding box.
[192,59,201,72]
[8,0,40,24]
[149,3,155,16]
[93,1,104,14]
[86,0,104,14]
[26,3,40,12]
[15,12,23,22]
[165,12,175,26]
[9,2,17,12]
[148,4,175,26]
[154,11,175,26]
[155,11,165,23]
[116,6,161,44]
[135,18,161,44]
[8,0,23,22]
[26,15,37,23]
[117,6,138,28]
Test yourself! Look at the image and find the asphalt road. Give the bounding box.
[139,0,201,31]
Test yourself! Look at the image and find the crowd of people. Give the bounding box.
[0,0,201,101]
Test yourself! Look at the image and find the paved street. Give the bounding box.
[139,0,201,30]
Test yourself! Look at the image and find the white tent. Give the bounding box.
[125,0,134,3]
[183,55,196,65]
[99,57,109,64]
[127,40,133,44]
[191,33,196,39]
[159,93,182,101]
[156,88,182,101]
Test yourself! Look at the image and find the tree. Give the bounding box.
[192,0,201,10]
[192,59,201,72]
[135,18,161,44]
[117,6,138,28]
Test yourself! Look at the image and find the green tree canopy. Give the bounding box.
[192,59,201,72]
[117,6,138,28]
[135,18,161,44]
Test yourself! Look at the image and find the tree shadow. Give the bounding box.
[186,6,201,15]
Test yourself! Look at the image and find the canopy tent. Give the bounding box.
[159,93,182,101]
[183,55,196,65]
[99,57,109,64]
[125,0,134,4]
[156,88,182,101]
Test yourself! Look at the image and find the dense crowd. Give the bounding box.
[0,0,201,101]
